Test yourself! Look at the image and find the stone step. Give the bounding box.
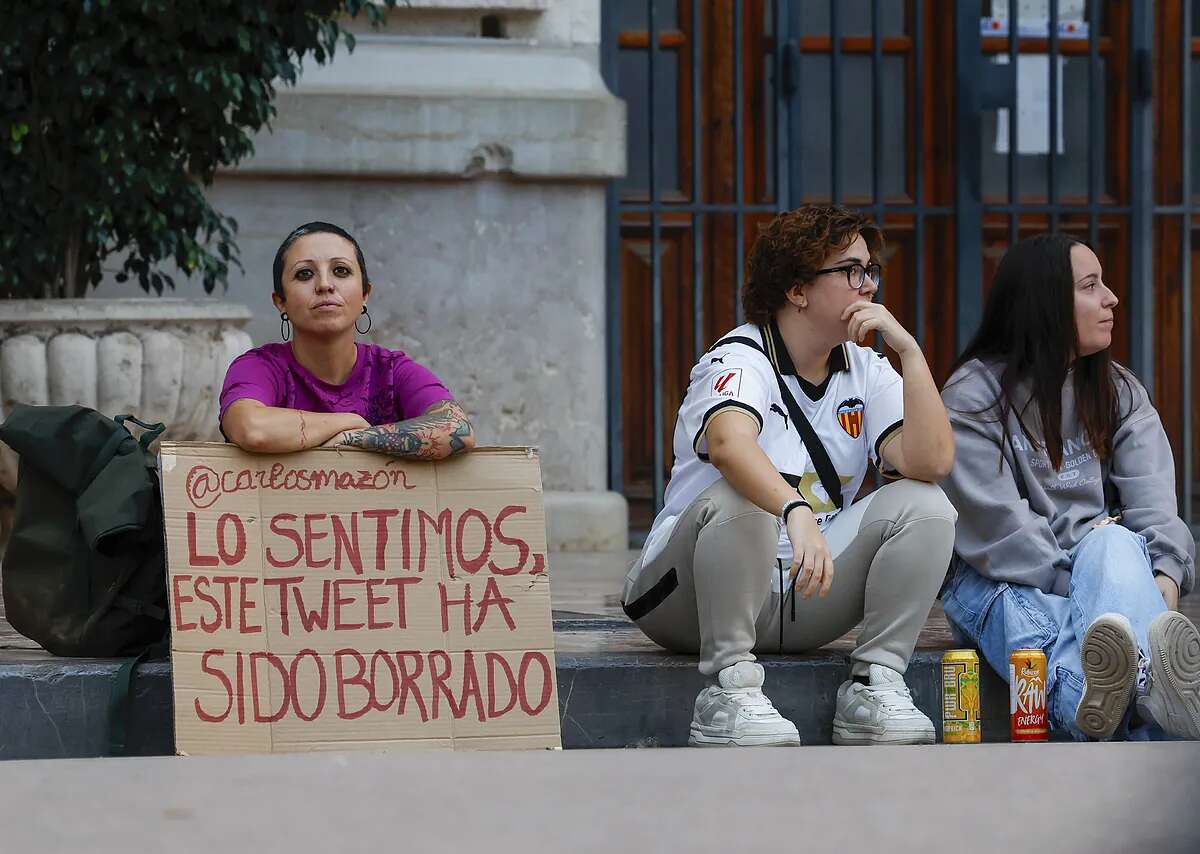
[553,616,1022,748]
[0,614,1027,760]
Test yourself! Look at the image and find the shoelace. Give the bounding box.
[861,681,919,713]
[721,687,779,718]
[777,560,786,653]
[1135,649,1152,696]
[777,559,799,655]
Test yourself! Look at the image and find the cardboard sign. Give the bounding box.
[159,443,560,755]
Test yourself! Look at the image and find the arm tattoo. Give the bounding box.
[340,401,474,460]
[299,412,309,449]
[448,415,472,454]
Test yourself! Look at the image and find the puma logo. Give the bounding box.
[769,403,789,429]
[710,356,726,364]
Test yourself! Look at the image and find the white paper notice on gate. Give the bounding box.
[993,53,1065,156]
[158,442,561,755]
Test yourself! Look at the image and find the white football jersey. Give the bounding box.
[641,320,905,568]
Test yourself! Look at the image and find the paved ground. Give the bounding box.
[509,550,1200,656]
[519,550,961,655]
[3,549,1198,659]
[1,743,1197,853]
[0,549,957,659]
[4,558,1199,848]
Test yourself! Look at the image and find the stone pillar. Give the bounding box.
[97,0,628,550]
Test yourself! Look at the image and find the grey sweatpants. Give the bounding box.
[621,478,957,677]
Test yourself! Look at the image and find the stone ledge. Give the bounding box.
[234,43,625,179]
[556,650,1019,748]
[0,634,1015,760]
[0,299,252,325]
[0,657,174,760]
[389,0,550,9]
[0,301,253,490]
[544,490,628,552]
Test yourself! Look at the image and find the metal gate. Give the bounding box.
[603,0,1198,535]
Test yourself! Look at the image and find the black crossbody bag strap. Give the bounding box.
[708,335,844,511]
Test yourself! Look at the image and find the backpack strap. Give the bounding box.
[107,637,168,756]
[115,415,166,451]
[82,414,165,488]
[82,429,133,487]
[708,332,844,511]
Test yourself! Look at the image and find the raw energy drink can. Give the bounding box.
[942,649,981,743]
[1009,649,1049,742]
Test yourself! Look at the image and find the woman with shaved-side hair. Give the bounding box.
[220,221,475,460]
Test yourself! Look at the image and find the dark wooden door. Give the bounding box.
[607,0,1199,533]
[608,0,957,531]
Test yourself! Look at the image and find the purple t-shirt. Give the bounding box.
[219,343,454,426]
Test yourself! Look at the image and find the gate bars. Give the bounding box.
[604,0,1197,531]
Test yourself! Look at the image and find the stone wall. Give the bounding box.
[94,1,628,550]
[188,178,609,494]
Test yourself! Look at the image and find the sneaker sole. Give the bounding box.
[688,725,801,747]
[831,723,934,746]
[1077,614,1138,740]
[1146,611,1200,740]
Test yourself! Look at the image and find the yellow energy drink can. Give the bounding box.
[942,649,982,744]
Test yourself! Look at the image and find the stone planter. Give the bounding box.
[0,299,253,494]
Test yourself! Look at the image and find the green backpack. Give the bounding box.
[0,404,169,658]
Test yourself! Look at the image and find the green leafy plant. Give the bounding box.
[0,1,396,299]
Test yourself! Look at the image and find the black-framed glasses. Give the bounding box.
[814,262,882,290]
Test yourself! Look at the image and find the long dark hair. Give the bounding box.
[272,221,369,297]
[948,232,1131,469]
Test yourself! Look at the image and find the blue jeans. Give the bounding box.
[941,524,1168,741]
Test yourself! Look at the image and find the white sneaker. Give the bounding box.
[1136,611,1200,740]
[688,661,801,747]
[832,664,935,745]
[1076,612,1140,740]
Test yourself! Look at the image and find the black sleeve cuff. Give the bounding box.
[694,401,764,461]
[873,419,904,469]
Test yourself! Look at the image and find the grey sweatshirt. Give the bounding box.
[941,359,1195,597]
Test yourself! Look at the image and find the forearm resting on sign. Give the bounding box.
[337,400,477,461]
[222,399,367,454]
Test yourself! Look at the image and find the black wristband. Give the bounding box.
[781,498,812,524]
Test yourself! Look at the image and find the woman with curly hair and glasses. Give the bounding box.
[621,204,956,747]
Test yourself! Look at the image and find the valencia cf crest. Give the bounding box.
[836,397,865,438]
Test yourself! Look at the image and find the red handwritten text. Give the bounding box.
[193,648,554,724]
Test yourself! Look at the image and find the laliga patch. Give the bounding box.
[836,397,865,438]
[712,368,742,398]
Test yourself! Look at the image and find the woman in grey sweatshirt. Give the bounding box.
[940,233,1199,742]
